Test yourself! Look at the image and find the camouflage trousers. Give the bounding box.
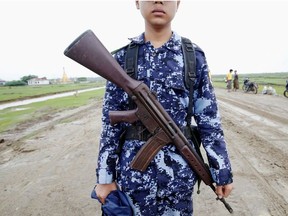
[117,140,197,216]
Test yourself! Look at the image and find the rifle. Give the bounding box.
[64,29,233,213]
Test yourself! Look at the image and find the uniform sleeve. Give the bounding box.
[96,51,129,184]
[193,48,233,185]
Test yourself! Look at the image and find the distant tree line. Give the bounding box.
[5,75,37,86]
[3,75,106,86]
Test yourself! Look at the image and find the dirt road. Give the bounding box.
[0,88,287,216]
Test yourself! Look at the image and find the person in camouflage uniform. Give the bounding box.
[95,1,233,215]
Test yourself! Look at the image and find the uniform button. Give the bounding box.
[152,52,157,57]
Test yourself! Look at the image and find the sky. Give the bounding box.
[0,0,288,81]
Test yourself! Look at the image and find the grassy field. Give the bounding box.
[0,81,106,102]
[1,72,287,133]
[212,72,288,94]
[0,88,105,133]
[1,72,286,103]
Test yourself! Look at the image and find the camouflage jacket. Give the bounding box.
[96,32,233,186]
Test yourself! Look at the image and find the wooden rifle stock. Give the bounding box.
[64,29,233,213]
[64,30,141,93]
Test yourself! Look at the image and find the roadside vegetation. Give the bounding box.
[0,81,106,103]
[0,88,105,133]
[1,72,287,134]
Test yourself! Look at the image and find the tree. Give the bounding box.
[21,75,38,84]
[77,77,87,82]
[5,80,26,86]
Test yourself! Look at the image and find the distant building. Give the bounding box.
[0,79,6,86]
[27,77,50,85]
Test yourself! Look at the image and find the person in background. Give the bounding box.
[233,70,239,91]
[94,1,233,215]
[226,69,233,92]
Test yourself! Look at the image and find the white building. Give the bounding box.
[27,77,50,85]
[0,79,6,86]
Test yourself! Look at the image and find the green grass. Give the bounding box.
[212,72,288,94]
[0,88,105,133]
[1,72,287,133]
[0,82,105,102]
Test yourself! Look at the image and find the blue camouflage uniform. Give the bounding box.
[96,32,233,216]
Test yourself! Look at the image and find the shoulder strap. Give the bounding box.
[181,37,196,89]
[181,38,204,194]
[124,42,139,79]
[124,42,139,109]
[181,37,196,125]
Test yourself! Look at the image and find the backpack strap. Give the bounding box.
[181,38,204,194]
[124,42,139,79]
[124,42,139,109]
[181,37,196,126]
[182,37,197,90]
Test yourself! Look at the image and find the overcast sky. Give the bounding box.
[0,0,287,81]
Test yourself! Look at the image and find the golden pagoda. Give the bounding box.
[61,67,70,83]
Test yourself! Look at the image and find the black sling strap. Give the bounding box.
[124,42,139,78]
[181,37,196,125]
[180,38,203,193]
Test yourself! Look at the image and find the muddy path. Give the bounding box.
[0,88,287,216]
[193,89,288,216]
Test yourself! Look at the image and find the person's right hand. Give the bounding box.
[95,182,117,204]
[215,183,233,198]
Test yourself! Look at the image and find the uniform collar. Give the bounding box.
[128,32,182,54]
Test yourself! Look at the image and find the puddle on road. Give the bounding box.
[13,108,30,111]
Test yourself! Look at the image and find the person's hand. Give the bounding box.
[215,183,233,198]
[95,182,117,204]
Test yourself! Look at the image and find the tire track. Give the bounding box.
[214,89,288,215]
[217,94,288,127]
[0,103,101,214]
[225,126,288,215]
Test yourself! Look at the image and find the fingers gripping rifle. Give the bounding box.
[64,30,233,213]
